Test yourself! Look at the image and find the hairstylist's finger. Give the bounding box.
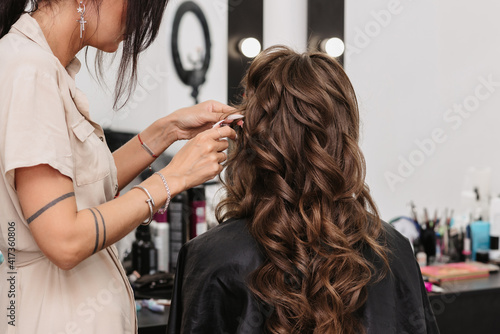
[220,151,227,163]
[195,100,235,125]
[208,100,237,115]
[202,138,229,158]
[221,114,244,126]
[213,138,230,152]
[208,125,237,141]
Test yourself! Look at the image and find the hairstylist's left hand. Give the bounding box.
[168,100,235,141]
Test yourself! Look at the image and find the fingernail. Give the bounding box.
[226,114,244,121]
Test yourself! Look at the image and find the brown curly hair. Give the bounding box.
[217,46,389,334]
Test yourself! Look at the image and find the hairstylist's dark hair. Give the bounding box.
[217,46,389,334]
[0,0,36,38]
[110,0,168,110]
[0,0,169,110]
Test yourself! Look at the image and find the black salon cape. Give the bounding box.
[167,219,439,334]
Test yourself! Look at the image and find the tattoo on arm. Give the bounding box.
[88,208,107,254]
[26,192,75,224]
[89,208,100,254]
[94,208,107,251]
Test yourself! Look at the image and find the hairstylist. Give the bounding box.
[0,0,235,333]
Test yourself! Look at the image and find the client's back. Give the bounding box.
[167,46,439,334]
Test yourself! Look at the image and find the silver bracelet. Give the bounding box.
[155,172,171,214]
[132,185,155,226]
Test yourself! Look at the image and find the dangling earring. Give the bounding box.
[76,1,87,39]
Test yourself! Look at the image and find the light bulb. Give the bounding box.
[239,37,262,58]
[322,37,345,58]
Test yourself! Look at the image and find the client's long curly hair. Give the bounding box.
[217,46,389,334]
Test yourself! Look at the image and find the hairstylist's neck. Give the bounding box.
[31,2,83,68]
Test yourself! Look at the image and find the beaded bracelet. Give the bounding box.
[132,185,155,226]
[155,172,171,214]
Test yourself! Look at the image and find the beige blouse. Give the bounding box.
[0,13,136,334]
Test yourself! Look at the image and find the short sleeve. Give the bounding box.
[1,63,74,189]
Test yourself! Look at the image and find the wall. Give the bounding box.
[264,0,308,51]
[345,0,500,220]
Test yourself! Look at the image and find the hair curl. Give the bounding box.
[217,46,389,334]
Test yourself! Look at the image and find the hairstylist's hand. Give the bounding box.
[168,100,236,141]
[161,125,236,191]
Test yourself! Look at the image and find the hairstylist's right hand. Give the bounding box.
[161,125,236,192]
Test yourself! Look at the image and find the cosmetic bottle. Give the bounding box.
[489,197,500,261]
[188,186,207,239]
[168,191,189,272]
[132,225,158,276]
[153,212,169,272]
[470,221,490,261]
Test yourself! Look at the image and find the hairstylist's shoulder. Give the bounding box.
[0,34,59,82]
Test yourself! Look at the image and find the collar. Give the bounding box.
[66,57,82,80]
[11,13,82,86]
[11,13,90,119]
[10,13,52,54]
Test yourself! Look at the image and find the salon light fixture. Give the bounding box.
[322,37,345,58]
[239,37,262,58]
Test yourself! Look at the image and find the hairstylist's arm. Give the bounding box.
[113,100,234,191]
[15,126,236,271]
